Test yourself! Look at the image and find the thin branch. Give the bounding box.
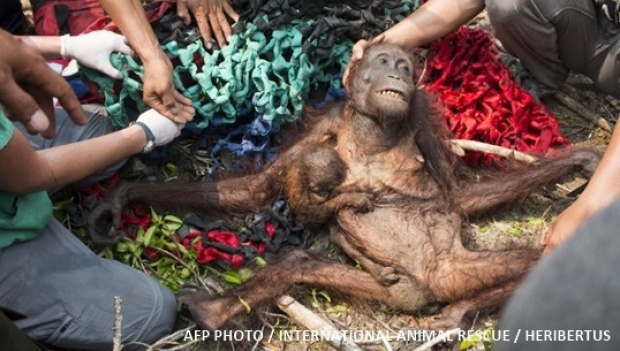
[411,328,461,351]
[276,295,364,351]
[553,90,613,132]
[450,139,538,163]
[112,296,123,351]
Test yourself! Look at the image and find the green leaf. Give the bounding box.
[180,267,191,279]
[135,227,145,244]
[254,256,267,267]
[116,242,128,253]
[317,290,331,303]
[162,222,182,232]
[164,215,183,224]
[143,226,157,247]
[223,270,242,285]
[507,224,522,236]
[526,216,544,225]
[239,268,254,282]
[150,207,162,225]
[238,296,251,313]
[325,305,348,314]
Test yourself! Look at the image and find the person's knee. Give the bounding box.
[486,0,529,27]
[133,284,178,346]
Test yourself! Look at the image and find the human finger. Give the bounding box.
[194,8,213,49]
[21,60,86,127]
[23,84,58,138]
[173,90,195,122]
[208,11,226,48]
[177,1,192,25]
[172,89,194,109]
[0,76,49,132]
[351,39,369,61]
[222,1,239,22]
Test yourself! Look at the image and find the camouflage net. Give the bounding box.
[81,0,420,128]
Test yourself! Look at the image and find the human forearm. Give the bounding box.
[98,0,161,63]
[17,36,61,58]
[379,0,485,47]
[0,125,146,195]
[577,123,620,209]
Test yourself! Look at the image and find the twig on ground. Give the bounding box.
[553,91,613,132]
[146,322,198,351]
[113,296,123,351]
[450,139,538,163]
[380,335,394,351]
[411,328,461,351]
[250,325,265,351]
[276,295,364,351]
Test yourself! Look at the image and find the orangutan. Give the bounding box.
[89,43,599,330]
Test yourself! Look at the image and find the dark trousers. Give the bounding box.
[496,199,620,351]
[0,310,44,351]
[486,0,620,98]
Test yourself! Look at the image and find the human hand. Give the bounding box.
[136,108,184,146]
[142,52,195,123]
[177,0,240,49]
[0,30,86,138]
[63,30,134,79]
[542,200,593,255]
[342,39,371,88]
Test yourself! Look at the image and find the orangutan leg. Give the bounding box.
[426,280,520,330]
[177,250,391,330]
[428,249,540,304]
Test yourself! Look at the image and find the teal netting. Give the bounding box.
[81,0,419,129]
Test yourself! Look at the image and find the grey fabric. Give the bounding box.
[486,0,620,98]
[13,105,126,190]
[496,199,620,351]
[0,219,177,351]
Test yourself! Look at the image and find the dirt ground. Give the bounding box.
[20,2,616,350]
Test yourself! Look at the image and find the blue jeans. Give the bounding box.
[2,106,177,350]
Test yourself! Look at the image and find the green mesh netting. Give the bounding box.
[81,0,419,129]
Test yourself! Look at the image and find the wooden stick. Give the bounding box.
[276,295,364,351]
[450,139,538,163]
[553,91,613,132]
[112,296,123,351]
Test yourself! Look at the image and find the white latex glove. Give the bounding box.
[62,31,133,79]
[136,109,185,147]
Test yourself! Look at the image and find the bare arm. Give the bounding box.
[377,0,485,48]
[0,124,147,195]
[543,122,620,254]
[98,0,160,64]
[17,36,61,58]
[344,0,485,85]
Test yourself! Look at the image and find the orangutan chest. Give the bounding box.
[340,148,425,193]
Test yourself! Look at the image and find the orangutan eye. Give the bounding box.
[379,58,387,65]
[401,65,410,74]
